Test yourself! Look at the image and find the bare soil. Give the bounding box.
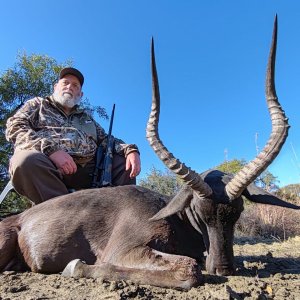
[1,236,300,300]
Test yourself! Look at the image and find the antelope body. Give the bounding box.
[0,17,299,289]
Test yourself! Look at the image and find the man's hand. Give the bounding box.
[49,150,77,175]
[126,152,141,179]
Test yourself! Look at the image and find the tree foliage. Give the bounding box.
[255,170,279,192]
[215,159,247,174]
[139,159,283,198]
[0,191,32,216]
[139,166,183,196]
[0,53,70,122]
[215,159,279,192]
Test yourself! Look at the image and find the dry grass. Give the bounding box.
[236,204,300,240]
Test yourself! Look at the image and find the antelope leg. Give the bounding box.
[62,249,202,290]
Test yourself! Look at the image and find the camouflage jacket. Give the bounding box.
[6,96,139,164]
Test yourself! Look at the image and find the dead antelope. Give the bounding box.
[0,16,299,290]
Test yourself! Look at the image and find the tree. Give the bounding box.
[0,52,107,213]
[140,158,281,198]
[139,166,183,196]
[215,159,247,174]
[255,170,279,193]
[215,159,279,192]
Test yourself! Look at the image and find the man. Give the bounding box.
[6,67,141,204]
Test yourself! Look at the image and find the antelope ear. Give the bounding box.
[243,183,300,209]
[149,186,193,221]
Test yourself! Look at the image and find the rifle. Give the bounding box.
[91,104,115,188]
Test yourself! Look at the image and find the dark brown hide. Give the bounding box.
[0,186,202,289]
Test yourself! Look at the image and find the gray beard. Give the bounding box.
[53,91,81,109]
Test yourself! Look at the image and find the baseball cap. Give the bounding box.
[59,67,84,87]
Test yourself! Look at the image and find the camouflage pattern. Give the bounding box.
[6,96,139,164]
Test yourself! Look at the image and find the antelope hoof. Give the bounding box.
[62,259,86,278]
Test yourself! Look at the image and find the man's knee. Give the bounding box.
[9,150,68,203]
[10,150,52,176]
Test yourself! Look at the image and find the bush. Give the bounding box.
[236,203,300,240]
[0,189,32,219]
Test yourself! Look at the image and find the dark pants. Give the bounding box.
[9,150,135,204]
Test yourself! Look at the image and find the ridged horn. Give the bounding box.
[225,15,290,200]
[146,38,213,198]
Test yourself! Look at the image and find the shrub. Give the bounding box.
[236,204,300,240]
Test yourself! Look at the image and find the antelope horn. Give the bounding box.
[146,38,213,198]
[225,15,290,200]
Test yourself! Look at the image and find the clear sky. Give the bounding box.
[1,1,300,187]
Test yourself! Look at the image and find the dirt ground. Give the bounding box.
[0,236,299,300]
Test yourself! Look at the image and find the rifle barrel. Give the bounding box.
[108,104,115,136]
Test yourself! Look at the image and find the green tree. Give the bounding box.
[255,170,279,192]
[215,159,279,192]
[139,166,183,196]
[140,159,281,197]
[0,52,107,213]
[215,159,247,174]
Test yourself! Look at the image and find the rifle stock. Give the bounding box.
[100,134,115,186]
[91,104,115,188]
[91,145,104,188]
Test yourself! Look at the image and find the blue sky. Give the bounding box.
[1,1,300,187]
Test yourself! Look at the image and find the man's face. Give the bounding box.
[53,74,83,109]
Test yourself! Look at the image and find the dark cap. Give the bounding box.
[59,67,84,86]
